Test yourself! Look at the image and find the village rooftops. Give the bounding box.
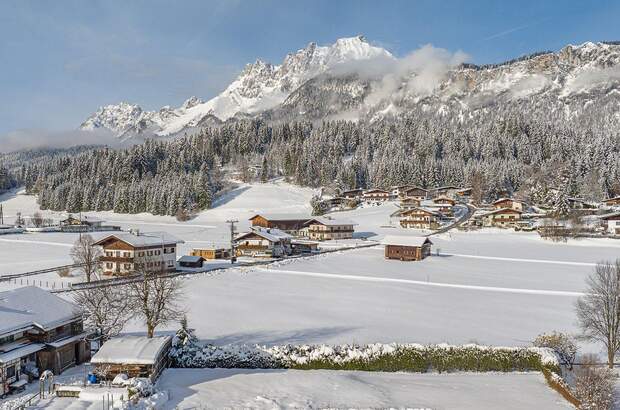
[0,286,81,337]
[381,235,433,247]
[91,336,172,365]
[303,216,358,227]
[403,206,442,216]
[484,207,523,216]
[93,231,184,248]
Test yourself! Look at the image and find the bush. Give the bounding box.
[57,267,71,277]
[573,355,615,410]
[533,332,577,370]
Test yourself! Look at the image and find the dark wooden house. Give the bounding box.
[249,213,311,234]
[383,236,432,261]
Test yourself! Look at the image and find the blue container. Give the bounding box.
[88,373,98,384]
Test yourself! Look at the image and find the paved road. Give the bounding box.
[429,203,475,236]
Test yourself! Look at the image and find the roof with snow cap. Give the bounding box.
[93,231,184,248]
[249,213,311,222]
[91,336,172,365]
[382,235,432,247]
[303,216,357,227]
[236,227,293,243]
[0,286,81,337]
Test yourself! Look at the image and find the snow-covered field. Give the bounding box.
[156,369,571,409]
[1,181,617,407]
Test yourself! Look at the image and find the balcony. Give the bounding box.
[100,256,134,263]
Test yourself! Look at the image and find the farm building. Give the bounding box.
[178,255,205,268]
[249,213,310,234]
[0,287,91,396]
[599,212,620,234]
[400,207,441,230]
[93,231,183,276]
[303,216,357,241]
[362,189,391,202]
[91,336,171,382]
[291,239,319,254]
[235,227,293,257]
[482,208,522,227]
[191,248,230,260]
[382,235,433,261]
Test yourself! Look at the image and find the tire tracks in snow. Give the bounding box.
[255,268,584,297]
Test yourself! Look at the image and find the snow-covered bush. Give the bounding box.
[169,316,206,368]
[573,355,616,410]
[533,331,577,370]
[169,342,560,374]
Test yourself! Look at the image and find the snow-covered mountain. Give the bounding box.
[81,38,620,138]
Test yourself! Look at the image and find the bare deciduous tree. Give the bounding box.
[31,212,44,228]
[576,260,620,368]
[70,234,102,282]
[73,284,134,344]
[129,259,184,338]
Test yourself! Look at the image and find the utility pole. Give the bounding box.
[226,219,238,264]
[0,204,3,225]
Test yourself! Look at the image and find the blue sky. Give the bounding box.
[1,0,619,137]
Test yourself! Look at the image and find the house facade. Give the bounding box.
[603,196,620,207]
[340,189,364,200]
[303,217,356,241]
[400,197,421,210]
[94,232,183,275]
[383,235,432,261]
[0,287,91,396]
[249,213,310,234]
[362,189,391,202]
[402,187,429,201]
[400,207,441,230]
[235,227,292,258]
[599,212,620,234]
[482,208,522,227]
[493,198,526,212]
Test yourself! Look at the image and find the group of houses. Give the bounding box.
[235,213,357,258]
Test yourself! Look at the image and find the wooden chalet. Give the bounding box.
[432,185,461,198]
[433,196,456,206]
[93,231,183,276]
[249,213,311,234]
[391,185,417,198]
[603,196,620,207]
[91,336,171,382]
[482,208,522,227]
[191,248,230,260]
[492,198,526,212]
[303,216,357,241]
[235,227,292,258]
[399,207,441,230]
[402,187,429,201]
[340,189,364,200]
[382,235,432,261]
[362,189,391,202]
[0,287,91,396]
[400,197,421,210]
[599,212,620,235]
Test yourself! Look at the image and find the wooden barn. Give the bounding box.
[91,336,172,382]
[382,235,432,261]
[178,255,205,268]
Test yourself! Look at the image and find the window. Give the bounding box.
[0,335,15,345]
[106,262,113,269]
[155,250,160,256]
[123,252,131,258]
[105,251,113,257]
[6,365,15,379]
[124,263,131,270]
[138,251,145,257]
[147,250,153,256]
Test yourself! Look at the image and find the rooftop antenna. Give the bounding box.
[226,219,238,264]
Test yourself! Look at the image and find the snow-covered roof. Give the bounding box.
[0,286,81,336]
[484,207,523,216]
[0,342,45,364]
[91,336,172,365]
[236,227,293,243]
[178,255,204,263]
[599,211,620,220]
[249,213,311,221]
[402,207,442,216]
[93,232,184,248]
[382,235,432,247]
[304,216,357,227]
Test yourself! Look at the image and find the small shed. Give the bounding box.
[178,255,205,268]
[382,235,432,261]
[91,336,172,382]
[191,248,230,260]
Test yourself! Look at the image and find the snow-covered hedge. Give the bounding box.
[170,340,560,373]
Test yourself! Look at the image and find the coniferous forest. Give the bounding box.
[2,103,620,217]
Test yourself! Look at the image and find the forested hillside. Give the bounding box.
[15,101,620,216]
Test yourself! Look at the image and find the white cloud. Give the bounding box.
[0,128,119,153]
